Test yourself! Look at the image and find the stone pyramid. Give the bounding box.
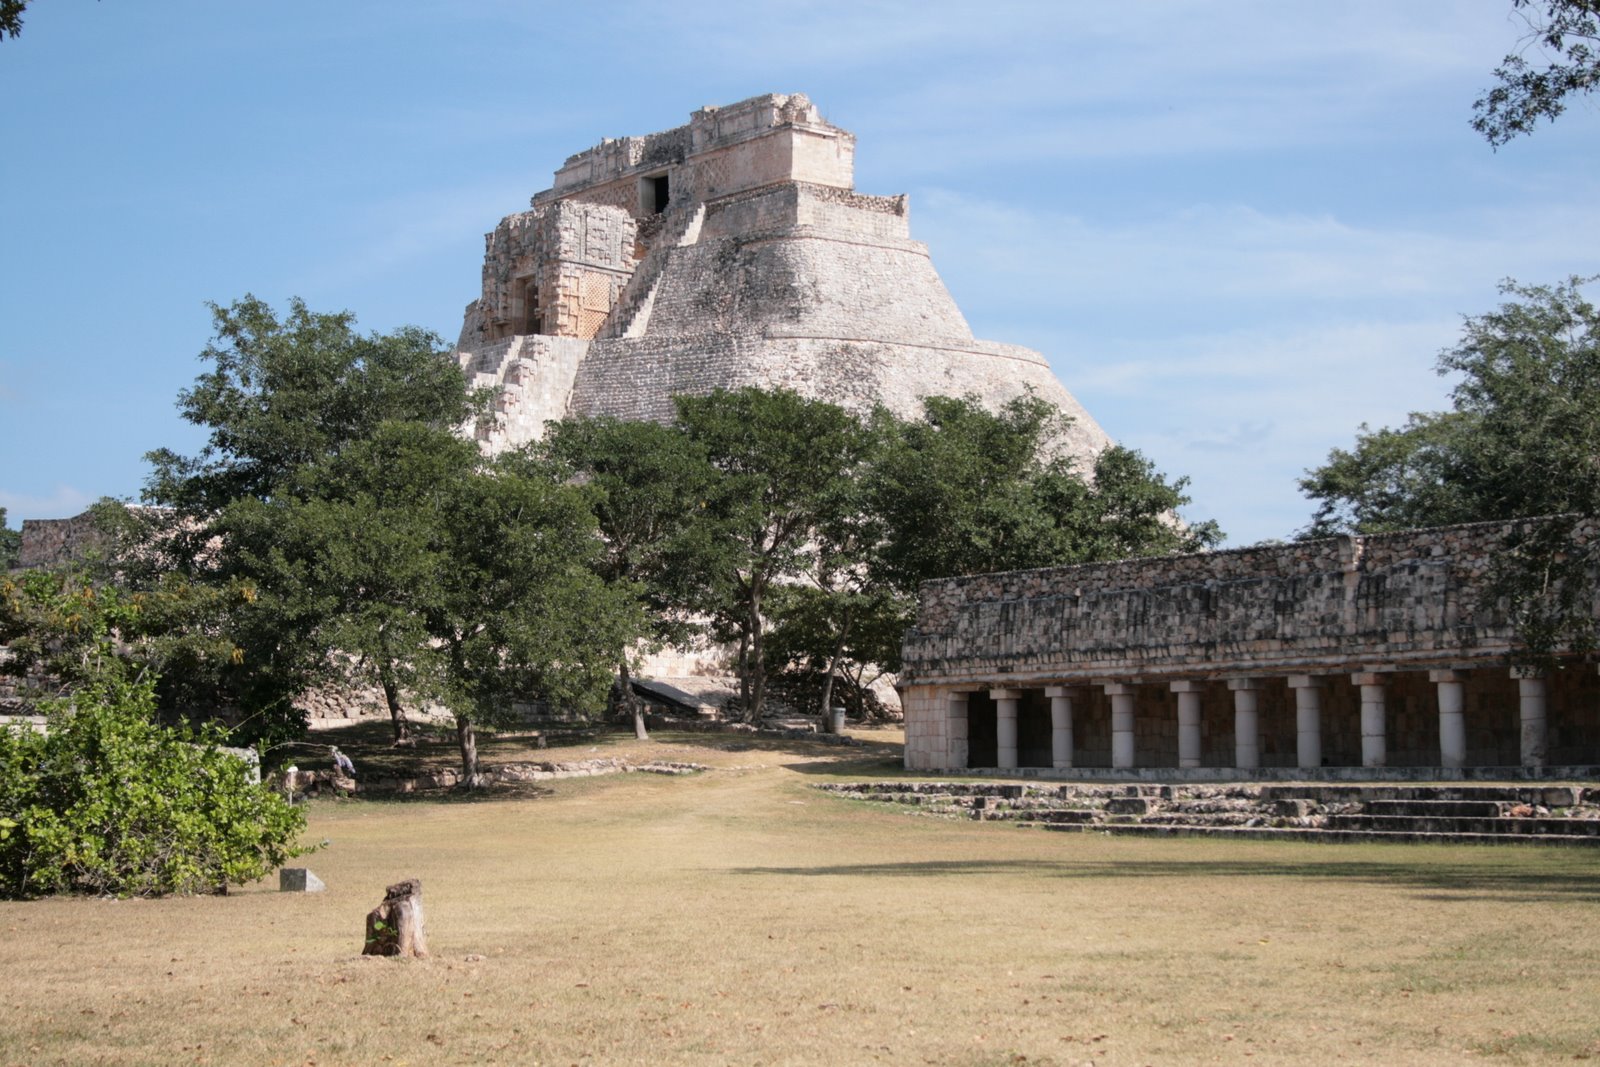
[455,93,1111,466]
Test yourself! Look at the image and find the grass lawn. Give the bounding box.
[2,726,1598,1066]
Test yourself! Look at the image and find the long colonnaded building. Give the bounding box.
[899,518,1600,779]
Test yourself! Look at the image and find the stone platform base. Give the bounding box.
[930,764,1600,783]
[822,780,1600,847]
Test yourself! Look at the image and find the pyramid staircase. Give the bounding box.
[598,201,706,340]
[818,781,1600,847]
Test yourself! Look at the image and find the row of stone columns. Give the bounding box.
[962,667,1552,772]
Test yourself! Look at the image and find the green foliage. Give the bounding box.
[135,296,494,744]
[1473,0,1600,146]
[672,387,879,719]
[0,560,305,749]
[207,415,642,780]
[0,0,28,40]
[0,669,310,899]
[0,506,19,571]
[1296,414,1482,537]
[762,583,910,698]
[145,294,478,528]
[870,393,1220,591]
[1301,277,1600,662]
[542,389,1218,722]
[1302,277,1600,534]
[539,415,716,651]
[429,449,644,779]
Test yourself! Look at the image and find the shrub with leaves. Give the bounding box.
[0,670,310,898]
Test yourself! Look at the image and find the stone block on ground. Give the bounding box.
[280,868,326,893]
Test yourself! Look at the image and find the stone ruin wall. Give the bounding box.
[900,517,1600,770]
[464,199,638,348]
[14,512,109,570]
[904,517,1600,685]
[461,335,591,448]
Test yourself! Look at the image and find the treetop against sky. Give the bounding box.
[1,1,1596,545]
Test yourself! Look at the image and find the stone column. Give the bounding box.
[1429,669,1467,769]
[946,690,972,770]
[1045,686,1074,769]
[1169,681,1203,769]
[1351,672,1388,767]
[991,689,1022,771]
[1287,675,1324,769]
[1227,678,1262,769]
[1514,668,1547,768]
[1103,683,1136,769]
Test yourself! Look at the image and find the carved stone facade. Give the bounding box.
[456,93,1111,466]
[900,518,1600,776]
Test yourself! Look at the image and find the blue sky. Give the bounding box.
[2,1,1596,545]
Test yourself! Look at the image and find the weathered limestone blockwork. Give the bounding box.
[462,199,637,349]
[454,93,1111,466]
[16,512,110,570]
[902,517,1600,775]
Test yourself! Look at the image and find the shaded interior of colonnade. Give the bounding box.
[952,666,1600,771]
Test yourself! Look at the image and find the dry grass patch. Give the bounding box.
[3,727,1598,1065]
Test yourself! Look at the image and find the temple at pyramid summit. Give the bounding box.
[454,93,1112,464]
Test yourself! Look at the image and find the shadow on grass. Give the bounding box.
[724,855,1600,902]
[350,782,558,806]
[627,731,906,764]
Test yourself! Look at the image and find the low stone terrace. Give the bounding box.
[819,781,1600,847]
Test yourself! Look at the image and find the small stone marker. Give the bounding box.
[279,867,326,893]
[363,878,429,958]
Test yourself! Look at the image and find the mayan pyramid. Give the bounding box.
[455,93,1111,465]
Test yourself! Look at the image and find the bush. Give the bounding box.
[0,672,311,898]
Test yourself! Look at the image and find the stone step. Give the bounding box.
[1259,784,1585,806]
[1326,814,1600,836]
[1360,799,1508,817]
[1023,821,1600,847]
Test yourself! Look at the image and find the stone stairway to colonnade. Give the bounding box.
[819,781,1600,847]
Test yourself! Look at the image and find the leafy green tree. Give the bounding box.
[539,416,719,739]
[219,422,483,744]
[0,507,19,570]
[673,388,877,722]
[1296,414,1481,537]
[0,664,310,899]
[1301,277,1600,661]
[146,295,477,527]
[752,392,1218,727]
[1302,278,1600,532]
[427,449,643,784]
[871,393,1220,592]
[1474,0,1600,147]
[762,582,908,725]
[139,296,484,738]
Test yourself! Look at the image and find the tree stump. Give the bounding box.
[363,878,429,958]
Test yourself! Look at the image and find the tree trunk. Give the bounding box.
[619,657,649,740]
[362,878,429,958]
[736,630,753,721]
[818,608,854,734]
[746,582,766,722]
[380,672,411,745]
[456,715,484,788]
